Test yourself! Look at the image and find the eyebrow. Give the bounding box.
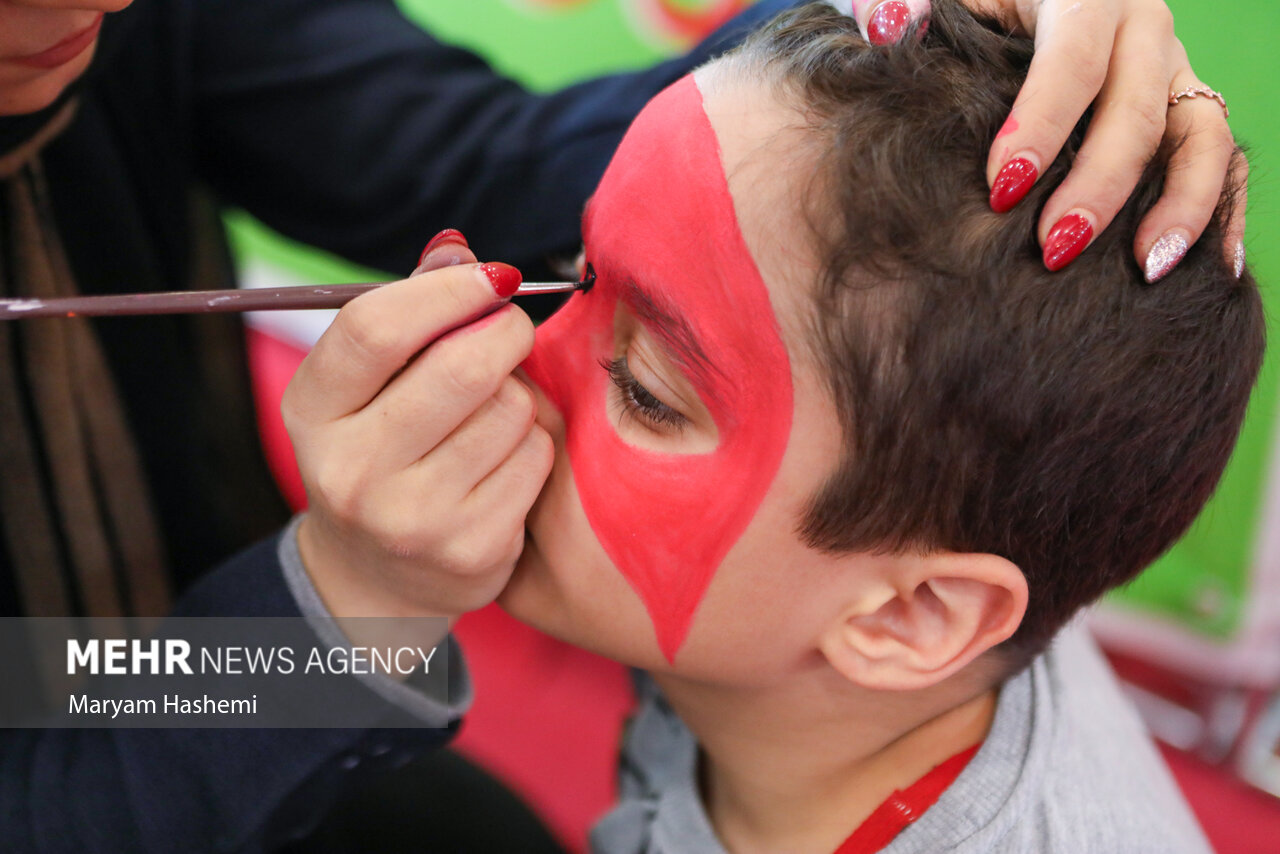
[619,279,724,399]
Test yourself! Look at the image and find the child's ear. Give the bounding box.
[818,553,1027,691]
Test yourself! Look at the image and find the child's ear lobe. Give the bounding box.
[818,553,1028,692]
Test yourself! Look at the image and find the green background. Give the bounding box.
[229,0,1279,640]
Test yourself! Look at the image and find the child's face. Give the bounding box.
[504,71,861,680]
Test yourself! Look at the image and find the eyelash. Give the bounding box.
[600,356,689,431]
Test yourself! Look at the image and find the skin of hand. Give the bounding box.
[844,0,1242,278]
[283,236,553,625]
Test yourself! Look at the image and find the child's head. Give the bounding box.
[504,1,1262,692]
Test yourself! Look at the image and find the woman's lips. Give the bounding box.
[11,14,103,70]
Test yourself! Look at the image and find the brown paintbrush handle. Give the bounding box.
[0,284,382,319]
[0,280,580,320]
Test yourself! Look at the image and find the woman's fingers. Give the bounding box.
[283,259,521,426]
[412,368,540,493]
[468,423,556,538]
[1225,153,1248,278]
[1133,73,1242,281]
[985,0,1121,218]
[413,228,475,275]
[351,302,536,471]
[1134,99,1237,281]
[283,226,554,620]
[835,0,932,45]
[437,378,539,490]
[1033,8,1176,269]
[387,423,552,615]
[984,0,1239,278]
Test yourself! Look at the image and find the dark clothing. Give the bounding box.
[0,0,795,850]
[1,532,455,853]
[279,749,570,854]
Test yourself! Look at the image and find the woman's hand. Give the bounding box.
[841,0,1242,279]
[283,234,553,623]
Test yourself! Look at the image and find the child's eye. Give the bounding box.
[601,357,690,432]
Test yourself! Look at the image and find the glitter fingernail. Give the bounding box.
[1144,232,1189,284]
[1234,242,1245,278]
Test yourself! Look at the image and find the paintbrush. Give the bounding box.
[0,272,593,321]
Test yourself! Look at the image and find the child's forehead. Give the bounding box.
[698,73,829,367]
[583,73,822,370]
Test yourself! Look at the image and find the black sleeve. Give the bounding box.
[190,0,799,277]
[0,534,454,854]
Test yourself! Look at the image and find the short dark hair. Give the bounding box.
[731,1,1263,657]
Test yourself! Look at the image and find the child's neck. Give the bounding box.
[652,670,997,854]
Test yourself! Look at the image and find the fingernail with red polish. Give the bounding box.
[867,1,911,45]
[1043,213,1093,272]
[989,157,1038,213]
[481,262,522,299]
[418,229,468,267]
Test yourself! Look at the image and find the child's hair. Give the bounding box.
[728,1,1263,660]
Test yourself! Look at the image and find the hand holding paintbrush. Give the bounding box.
[284,233,558,623]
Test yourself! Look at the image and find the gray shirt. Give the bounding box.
[279,515,473,726]
[591,625,1211,854]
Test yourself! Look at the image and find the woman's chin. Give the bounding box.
[0,47,96,117]
[0,78,65,117]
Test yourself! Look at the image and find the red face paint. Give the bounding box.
[522,75,793,662]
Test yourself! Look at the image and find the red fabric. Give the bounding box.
[245,327,308,511]
[834,743,981,854]
[1159,744,1280,854]
[451,604,634,851]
